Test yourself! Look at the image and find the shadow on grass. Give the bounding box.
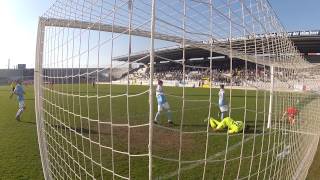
[19,121,36,125]
[53,124,110,136]
[244,125,263,134]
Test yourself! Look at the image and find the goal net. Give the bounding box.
[34,0,320,179]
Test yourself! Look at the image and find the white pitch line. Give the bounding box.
[160,133,261,179]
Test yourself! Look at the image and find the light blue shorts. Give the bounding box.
[18,100,25,109]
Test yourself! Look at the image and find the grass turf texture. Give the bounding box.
[0,85,43,179]
[307,142,320,180]
[0,84,318,179]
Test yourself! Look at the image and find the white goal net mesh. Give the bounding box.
[34,0,320,179]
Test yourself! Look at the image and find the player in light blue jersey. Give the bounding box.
[218,84,228,120]
[154,80,173,125]
[10,80,26,121]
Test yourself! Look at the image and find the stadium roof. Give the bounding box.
[41,18,315,68]
[114,46,225,64]
[290,32,320,63]
[114,31,320,66]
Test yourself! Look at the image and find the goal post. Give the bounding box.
[267,65,274,129]
[34,19,50,180]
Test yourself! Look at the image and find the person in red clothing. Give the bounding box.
[285,107,298,125]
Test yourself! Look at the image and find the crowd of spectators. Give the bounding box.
[128,62,270,86]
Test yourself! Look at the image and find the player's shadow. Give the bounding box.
[53,124,106,135]
[179,123,208,127]
[72,127,100,135]
[53,123,262,136]
[19,121,36,125]
[154,123,264,135]
[244,125,263,134]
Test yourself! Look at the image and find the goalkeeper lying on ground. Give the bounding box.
[209,117,244,134]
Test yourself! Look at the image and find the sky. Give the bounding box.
[0,0,55,69]
[0,0,319,69]
[268,0,320,31]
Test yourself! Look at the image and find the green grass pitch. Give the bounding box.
[0,85,43,180]
[0,84,317,179]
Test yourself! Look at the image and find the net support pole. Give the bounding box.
[148,0,156,179]
[35,18,50,180]
[267,65,274,128]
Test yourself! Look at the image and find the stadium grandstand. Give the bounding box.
[0,68,34,85]
[1,30,319,87]
[112,30,320,89]
[289,30,320,63]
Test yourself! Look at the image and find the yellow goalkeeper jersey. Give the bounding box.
[11,81,16,90]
